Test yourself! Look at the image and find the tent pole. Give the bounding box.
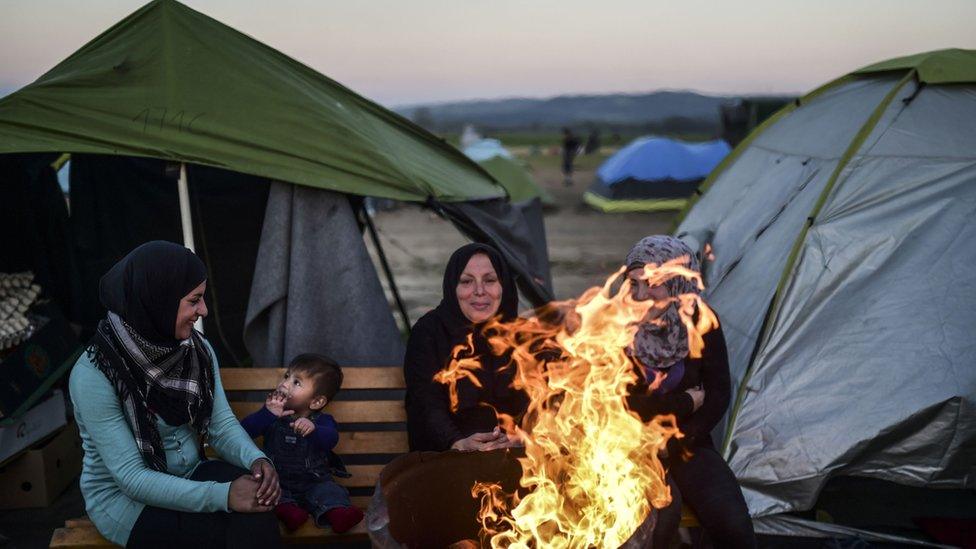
[177,162,204,334]
[361,204,411,333]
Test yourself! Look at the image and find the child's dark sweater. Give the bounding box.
[241,407,345,490]
[241,407,339,451]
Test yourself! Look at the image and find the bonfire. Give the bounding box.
[436,256,718,548]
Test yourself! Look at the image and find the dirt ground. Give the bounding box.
[367,150,677,326]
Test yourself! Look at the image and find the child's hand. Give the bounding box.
[265,391,294,418]
[291,417,316,437]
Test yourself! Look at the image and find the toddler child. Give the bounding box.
[241,353,364,532]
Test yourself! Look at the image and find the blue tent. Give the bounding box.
[585,137,730,212]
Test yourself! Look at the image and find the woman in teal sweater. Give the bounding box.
[69,241,282,547]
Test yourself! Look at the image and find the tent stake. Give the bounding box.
[177,162,204,334]
[361,203,411,333]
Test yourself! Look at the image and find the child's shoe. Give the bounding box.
[325,506,364,533]
[275,502,309,531]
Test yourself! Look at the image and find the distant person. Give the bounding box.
[561,127,580,187]
[584,129,601,155]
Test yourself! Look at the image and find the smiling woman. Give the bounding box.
[403,243,528,453]
[68,241,282,548]
[175,280,207,340]
[455,253,503,324]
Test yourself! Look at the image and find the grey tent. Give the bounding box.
[675,49,976,542]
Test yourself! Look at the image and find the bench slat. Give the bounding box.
[337,464,383,488]
[229,400,406,423]
[206,430,408,458]
[220,367,405,391]
[336,431,409,455]
[63,518,94,529]
[50,526,112,549]
[350,495,372,509]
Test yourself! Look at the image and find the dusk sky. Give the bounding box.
[1,1,973,106]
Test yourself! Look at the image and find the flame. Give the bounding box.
[437,257,717,548]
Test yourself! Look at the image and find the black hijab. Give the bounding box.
[431,243,519,337]
[88,241,214,471]
[99,240,208,345]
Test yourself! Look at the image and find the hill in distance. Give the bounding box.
[397,90,745,133]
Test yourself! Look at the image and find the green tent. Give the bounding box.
[0,0,554,374]
[477,156,554,206]
[0,0,504,203]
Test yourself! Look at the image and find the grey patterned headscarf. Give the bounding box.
[625,236,701,370]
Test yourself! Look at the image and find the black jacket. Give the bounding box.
[404,310,529,451]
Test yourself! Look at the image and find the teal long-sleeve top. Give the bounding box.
[68,340,267,546]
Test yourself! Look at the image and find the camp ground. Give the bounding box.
[584,137,731,213]
[1,0,974,546]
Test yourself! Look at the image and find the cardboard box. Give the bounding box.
[0,389,67,464]
[0,421,82,509]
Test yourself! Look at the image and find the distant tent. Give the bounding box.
[0,0,554,372]
[459,124,483,149]
[584,137,730,212]
[463,139,553,206]
[675,48,976,543]
[464,138,514,162]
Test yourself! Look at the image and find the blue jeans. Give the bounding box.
[280,478,352,527]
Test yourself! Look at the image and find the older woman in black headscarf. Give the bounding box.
[68,241,282,548]
[404,243,527,452]
[368,244,526,547]
[623,235,756,548]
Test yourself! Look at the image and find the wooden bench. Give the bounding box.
[51,366,697,547]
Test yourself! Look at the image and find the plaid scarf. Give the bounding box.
[87,312,214,471]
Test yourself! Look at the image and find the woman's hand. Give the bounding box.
[451,427,518,452]
[482,430,524,451]
[685,387,705,412]
[265,391,294,418]
[291,417,316,437]
[250,458,280,507]
[228,474,274,513]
